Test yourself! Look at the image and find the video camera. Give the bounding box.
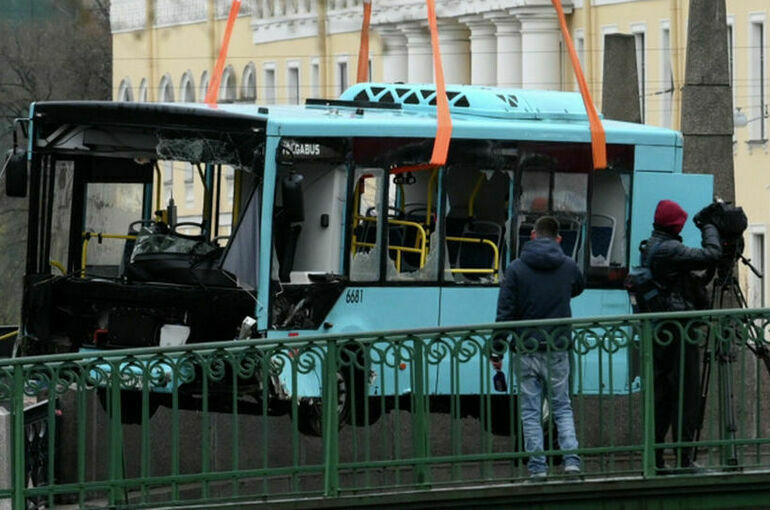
[693,201,749,281]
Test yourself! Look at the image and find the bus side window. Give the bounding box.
[350,168,384,282]
[443,167,507,285]
[385,170,441,282]
[588,170,630,287]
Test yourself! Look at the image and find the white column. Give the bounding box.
[399,22,433,84]
[377,26,408,83]
[488,14,522,89]
[461,16,497,86]
[516,9,562,90]
[437,20,470,85]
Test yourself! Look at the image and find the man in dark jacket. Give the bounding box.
[496,216,584,477]
[644,199,721,470]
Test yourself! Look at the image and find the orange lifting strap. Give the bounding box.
[551,0,607,170]
[206,0,242,106]
[356,0,373,83]
[383,0,453,174]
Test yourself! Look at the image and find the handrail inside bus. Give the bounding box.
[467,173,486,218]
[0,330,17,343]
[81,232,137,278]
[50,260,66,275]
[446,236,500,281]
[352,217,428,272]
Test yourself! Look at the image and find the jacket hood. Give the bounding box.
[520,238,567,270]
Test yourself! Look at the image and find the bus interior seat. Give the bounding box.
[590,213,616,267]
[517,222,534,257]
[455,220,502,276]
[557,217,581,259]
[517,217,581,260]
[445,216,470,267]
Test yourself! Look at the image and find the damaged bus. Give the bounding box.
[3,83,712,431]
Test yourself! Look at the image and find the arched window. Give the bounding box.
[200,71,210,102]
[159,74,175,102]
[138,79,148,102]
[242,62,257,102]
[180,71,196,103]
[220,65,237,103]
[117,78,134,102]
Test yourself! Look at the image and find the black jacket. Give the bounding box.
[496,238,584,350]
[644,224,722,311]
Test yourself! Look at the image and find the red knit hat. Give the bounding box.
[654,199,688,234]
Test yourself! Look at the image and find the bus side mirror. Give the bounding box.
[282,173,304,223]
[4,149,28,198]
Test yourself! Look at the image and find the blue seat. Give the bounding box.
[589,214,616,266]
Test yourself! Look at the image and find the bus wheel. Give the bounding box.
[97,389,160,425]
[296,371,351,437]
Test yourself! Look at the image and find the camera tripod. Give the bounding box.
[694,253,768,465]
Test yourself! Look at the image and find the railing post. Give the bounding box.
[411,337,429,486]
[108,366,126,506]
[323,340,340,497]
[11,367,26,510]
[641,317,656,477]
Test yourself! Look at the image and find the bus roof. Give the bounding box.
[32,83,681,147]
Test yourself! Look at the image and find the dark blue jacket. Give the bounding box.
[496,238,584,350]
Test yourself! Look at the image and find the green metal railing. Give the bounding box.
[0,309,769,508]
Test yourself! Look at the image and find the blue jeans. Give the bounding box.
[516,351,580,474]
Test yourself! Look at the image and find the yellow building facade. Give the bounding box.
[111,0,768,305]
[567,0,768,307]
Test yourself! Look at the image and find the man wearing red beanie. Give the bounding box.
[643,199,721,471]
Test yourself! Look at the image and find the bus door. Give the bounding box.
[574,170,714,396]
[630,171,714,264]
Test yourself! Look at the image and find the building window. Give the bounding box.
[180,71,196,103]
[311,59,320,97]
[264,65,276,104]
[337,59,348,96]
[750,19,766,141]
[138,79,148,102]
[220,65,237,103]
[287,64,300,105]
[200,71,210,102]
[633,29,646,123]
[242,62,257,102]
[661,26,673,128]
[159,74,175,102]
[118,78,134,102]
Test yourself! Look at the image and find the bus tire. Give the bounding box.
[97,388,160,425]
[296,371,351,437]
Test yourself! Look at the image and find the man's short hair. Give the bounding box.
[534,216,559,239]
